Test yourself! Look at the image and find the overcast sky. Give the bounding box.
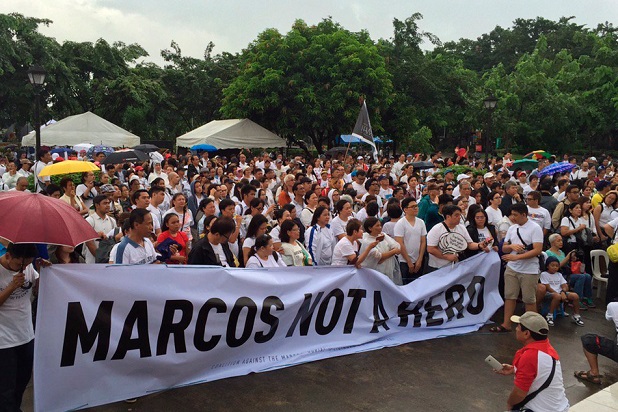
[3,1,617,66]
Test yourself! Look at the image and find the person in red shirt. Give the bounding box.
[495,312,569,412]
[156,214,188,264]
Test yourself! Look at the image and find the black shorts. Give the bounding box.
[581,334,618,362]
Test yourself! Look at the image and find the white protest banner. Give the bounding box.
[34,252,502,411]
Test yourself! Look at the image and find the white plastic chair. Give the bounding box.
[590,250,609,298]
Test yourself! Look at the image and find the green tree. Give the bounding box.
[220,18,392,152]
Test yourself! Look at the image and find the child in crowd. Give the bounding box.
[569,251,595,309]
[537,256,584,327]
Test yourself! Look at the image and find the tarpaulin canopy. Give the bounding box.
[176,119,286,149]
[338,135,390,144]
[21,111,140,148]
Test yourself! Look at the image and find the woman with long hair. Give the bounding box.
[163,193,194,249]
[279,220,313,266]
[306,206,335,266]
[245,234,287,268]
[359,217,402,284]
[560,201,595,255]
[241,214,269,266]
[270,208,292,251]
[188,180,205,227]
[156,214,188,264]
[466,207,498,258]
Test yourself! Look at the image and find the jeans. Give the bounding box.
[569,273,592,299]
[0,340,34,412]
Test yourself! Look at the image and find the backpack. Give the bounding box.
[95,228,121,263]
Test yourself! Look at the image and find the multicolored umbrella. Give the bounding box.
[511,159,539,171]
[538,161,576,178]
[524,150,552,160]
[38,160,100,177]
[0,192,99,247]
[86,145,114,159]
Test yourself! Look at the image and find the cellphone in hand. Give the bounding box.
[485,355,502,370]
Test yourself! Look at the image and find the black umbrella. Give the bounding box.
[410,161,434,170]
[324,147,350,157]
[103,149,149,165]
[132,144,159,153]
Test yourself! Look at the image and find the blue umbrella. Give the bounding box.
[538,161,576,178]
[191,144,218,152]
[50,147,76,155]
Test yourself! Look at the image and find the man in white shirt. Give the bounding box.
[526,191,551,236]
[392,154,406,178]
[426,204,489,271]
[394,197,427,282]
[492,203,544,333]
[351,171,368,198]
[109,209,158,264]
[132,189,161,236]
[32,149,52,193]
[85,195,117,263]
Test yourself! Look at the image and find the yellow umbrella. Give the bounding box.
[38,160,100,177]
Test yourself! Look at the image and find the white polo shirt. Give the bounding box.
[109,237,157,264]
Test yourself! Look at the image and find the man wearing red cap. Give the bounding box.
[495,311,569,411]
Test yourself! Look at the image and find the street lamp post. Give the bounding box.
[482,95,498,168]
[27,65,46,157]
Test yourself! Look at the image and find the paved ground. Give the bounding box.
[23,299,618,411]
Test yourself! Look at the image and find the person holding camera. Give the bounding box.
[491,203,544,333]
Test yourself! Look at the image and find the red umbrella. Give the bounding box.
[0,191,99,247]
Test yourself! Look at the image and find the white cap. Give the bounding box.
[456,173,469,182]
[483,172,495,179]
[357,156,363,160]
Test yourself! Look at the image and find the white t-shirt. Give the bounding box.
[84,214,117,264]
[211,243,229,267]
[527,206,551,231]
[332,237,358,266]
[504,219,544,274]
[330,216,349,238]
[560,216,591,243]
[394,217,427,263]
[427,222,472,269]
[109,237,157,264]
[0,263,39,348]
[485,206,503,227]
[245,254,287,268]
[351,181,367,196]
[476,227,494,247]
[76,184,98,210]
[540,271,567,292]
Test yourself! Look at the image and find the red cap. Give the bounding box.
[135,166,144,171]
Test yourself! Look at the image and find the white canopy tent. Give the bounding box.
[176,119,286,149]
[21,111,140,148]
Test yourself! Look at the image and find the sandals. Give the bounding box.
[489,325,512,333]
[574,370,602,384]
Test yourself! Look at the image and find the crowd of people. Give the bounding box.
[2,145,618,410]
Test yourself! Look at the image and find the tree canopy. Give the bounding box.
[1,12,617,154]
